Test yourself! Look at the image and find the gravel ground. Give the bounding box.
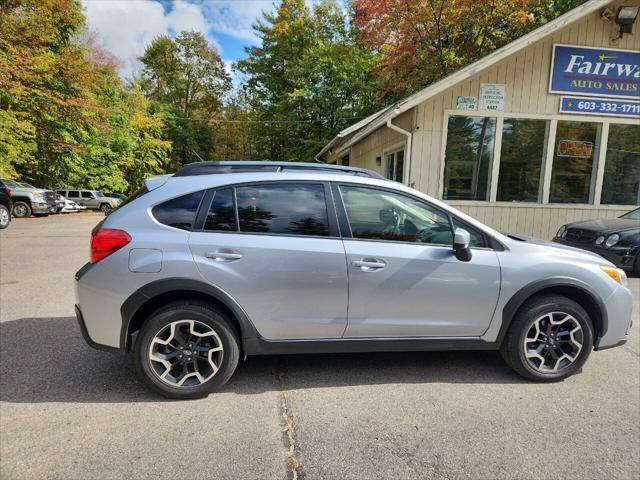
[1,213,638,479]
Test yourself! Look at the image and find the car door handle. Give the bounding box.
[352,258,386,271]
[205,250,243,261]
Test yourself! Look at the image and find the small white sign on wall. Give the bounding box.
[456,96,477,110]
[479,84,506,111]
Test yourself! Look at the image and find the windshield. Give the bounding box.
[620,208,640,221]
[1,179,22,187]
[92,191,105,197]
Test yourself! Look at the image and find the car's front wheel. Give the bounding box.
[500,294,593,381]
[12,201,31,218]
[100,203,112,213]
[134,301,240,399]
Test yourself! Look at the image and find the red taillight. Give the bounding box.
[91,228,131,263]
[4,187,11,197]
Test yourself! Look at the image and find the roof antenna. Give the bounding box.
[192,150,205,163]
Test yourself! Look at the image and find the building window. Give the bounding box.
[601,124,640,206]
[385,149,404,182]
[497,118,549,202]
[549,121,601,204]
[340,154,350,166]
[443,116,496,201]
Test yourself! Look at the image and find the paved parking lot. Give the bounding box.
[1,214,639,479]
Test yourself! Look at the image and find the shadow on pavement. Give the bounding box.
[0,316,523,404]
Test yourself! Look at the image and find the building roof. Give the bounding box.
[317,0,612,160]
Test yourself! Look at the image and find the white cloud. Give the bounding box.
[82,0,220,77]
[201,1,273,42]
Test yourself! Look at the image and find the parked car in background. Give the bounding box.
[54,194,66,213]
[105,192,126,201]
[0,179,57,217]
[554,208,640,276]
[61,197,85,213]
[56,189,122,213]
[74,161,633,399]
[0,184,12,229]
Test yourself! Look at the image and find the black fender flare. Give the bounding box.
[119,277,259,351]
[496,277,608,346]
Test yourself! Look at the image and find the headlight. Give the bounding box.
[556,226,567,238]
[605,234,620,247]
[595,236,605,245]
[600,266,627,287]
[33,192,44,201]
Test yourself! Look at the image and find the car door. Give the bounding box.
[189,182,348,340]
[336,184,501,338]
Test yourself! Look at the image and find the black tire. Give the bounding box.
[633,254,640,278]
[500,294,593,382]
[12,201,31,218]
[133,301,240,399]
[0,204,10,229]
[99,203,112,213]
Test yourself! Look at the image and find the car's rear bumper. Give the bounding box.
[552,238,636,270]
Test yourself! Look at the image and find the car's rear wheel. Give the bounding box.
[12,201,31,218]
[500,294,593,382]
[134,302,240,399]
[0,205,10,229]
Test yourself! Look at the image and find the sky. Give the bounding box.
[81,0,281,80]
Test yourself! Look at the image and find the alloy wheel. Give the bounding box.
[523,312,583,373]
[13,204,28,217]
[0,207,8,226]
[148,320,224,387]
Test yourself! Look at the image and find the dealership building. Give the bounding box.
[318,0,639,239]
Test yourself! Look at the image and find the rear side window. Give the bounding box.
[68,191,79,198]
[204,188,236,231]
[152,191,204,231]
[236,183,330,236]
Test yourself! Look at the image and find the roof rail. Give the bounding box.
[173,161,385,179]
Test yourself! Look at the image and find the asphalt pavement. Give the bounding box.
[1,214,638,479]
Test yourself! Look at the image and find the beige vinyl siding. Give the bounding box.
[343,0,639,239]
[448,202,630,240]
[346,110,413,176]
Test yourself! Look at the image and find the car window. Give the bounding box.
[451,218,487,248]
[68,191,79,198]
[236,183,330,236]
[56,190,65,196]
[81,191,93,198]
[339,185,454,245]
[93,191,104,197]
[621,208,640,220]
[152,191,204,231]
[0,179,21,187]
[204,188,237,231]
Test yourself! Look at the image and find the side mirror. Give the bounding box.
[453,228,472,262]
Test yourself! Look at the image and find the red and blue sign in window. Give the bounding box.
[549,44,640,99]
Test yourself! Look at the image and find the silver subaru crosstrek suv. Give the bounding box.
[75,162,634,399]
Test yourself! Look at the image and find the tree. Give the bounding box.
[236,0,379,161]
[352,0,558,100]
[139,31,231,167]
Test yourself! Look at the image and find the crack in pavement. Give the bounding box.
[278,358,302,480]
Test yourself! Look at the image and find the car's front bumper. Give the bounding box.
[553,238,637,271]
[594,283,633,350]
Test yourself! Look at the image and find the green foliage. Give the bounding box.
[236,0,380,161]
[139,31,231,168]
[0,0,170,192]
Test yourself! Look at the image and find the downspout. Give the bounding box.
[385,116,412,186]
